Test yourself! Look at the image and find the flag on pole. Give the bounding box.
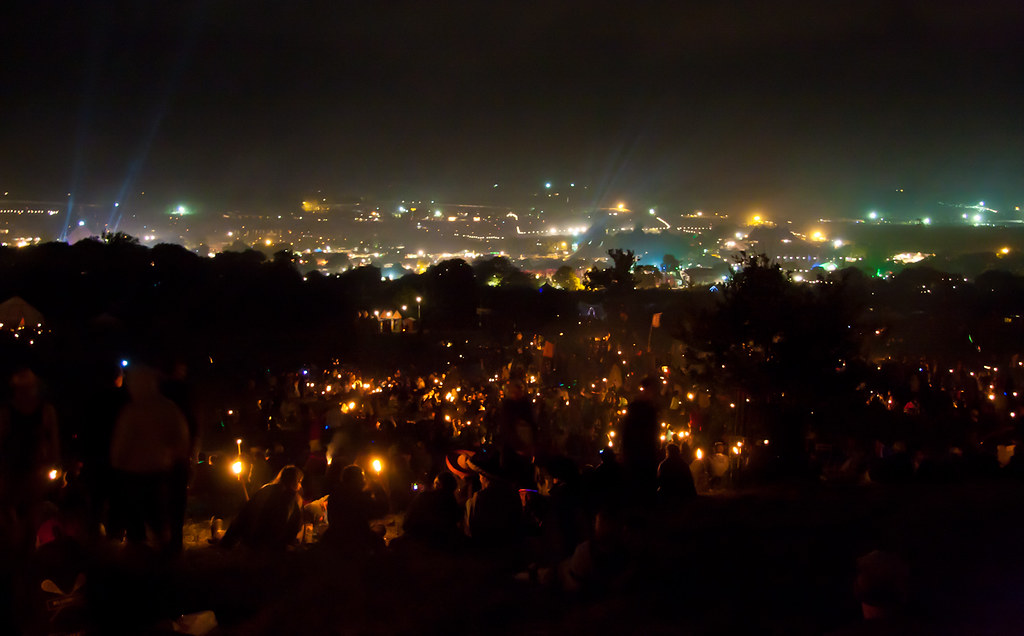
[651,313,662,328]
[542,341,556,358]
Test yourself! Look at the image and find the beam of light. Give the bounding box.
[110,4,207,231]
[60,10,109,242]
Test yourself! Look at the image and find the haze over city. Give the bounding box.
[3,1,1023,223]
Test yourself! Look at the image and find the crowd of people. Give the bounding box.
[2,327,1023,633]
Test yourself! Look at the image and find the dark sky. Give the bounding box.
[3,1,1023,218]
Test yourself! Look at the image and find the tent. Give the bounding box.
[0,296,44,330]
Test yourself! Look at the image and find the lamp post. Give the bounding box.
[415,296,422,321]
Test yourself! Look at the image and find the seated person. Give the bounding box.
[402,472,462,547]
[220,466,304,550]
[320,464,388,554]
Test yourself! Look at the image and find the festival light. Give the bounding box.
[372,458,383,474]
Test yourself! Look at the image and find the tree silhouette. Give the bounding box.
[583,249,636,290]
[101,231,139,247]
[552,265,582,291]
[608,249,636,290]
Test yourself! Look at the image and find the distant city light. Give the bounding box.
[78,220,85,226]
[544,182,551,189]
[868,211,878,220]
[922,217,931,225]
[649,208,656,215]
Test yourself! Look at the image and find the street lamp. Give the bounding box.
[415,296,422,321]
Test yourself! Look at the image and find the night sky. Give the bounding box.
[3,1,1023,218]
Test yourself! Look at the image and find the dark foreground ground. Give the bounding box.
[16,478,1024,635]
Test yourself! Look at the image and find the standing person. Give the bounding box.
[78,360,128,540]
[108,365,191,554]
[0,366,60,549]
[619,399,660,502]
[160,358,198,555]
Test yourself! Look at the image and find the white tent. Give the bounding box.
[0,296,44,330]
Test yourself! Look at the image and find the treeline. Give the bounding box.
[3,238,1024,374]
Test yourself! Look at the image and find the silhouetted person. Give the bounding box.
[78,362,128,539]
[0,366,60,549]
[161,359,199,551]
[536,456,588,564]
[220,466,304,551]
[464,449,524,561]
[401,472,462,548]
[830,550,916,635]
[619,400,660,501]
[108,365,190,554]
[556,503,632,594]
[586,447,624,514]
[657,443,697,506]
[321,464,387,555]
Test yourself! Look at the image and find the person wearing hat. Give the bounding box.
[464,448,523,553]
